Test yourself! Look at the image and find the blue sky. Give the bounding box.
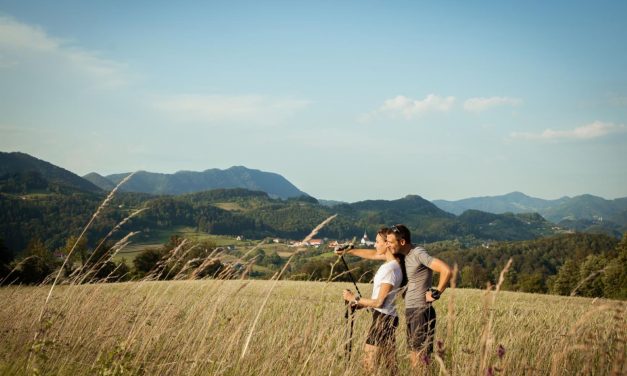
[1,1,626,202]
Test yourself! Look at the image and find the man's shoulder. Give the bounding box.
[410,245,426,253]
[407,245,433,266]
[408,245,428,257]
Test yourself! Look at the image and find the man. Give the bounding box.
[335,224,452,369]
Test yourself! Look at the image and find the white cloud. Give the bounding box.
[152,94,310,124]
[0,15,127,88]
[510,121,626,141]
[463,96,522,112]
[364,94,456,121]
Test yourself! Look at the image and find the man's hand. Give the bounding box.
[425,290,435,302]
[425,288,441,302]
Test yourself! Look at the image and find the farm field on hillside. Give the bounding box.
[0,280,624,375]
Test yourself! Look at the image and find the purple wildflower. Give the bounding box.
[497,344,506,359]
[437,340,445,357]
[421,352,431,366]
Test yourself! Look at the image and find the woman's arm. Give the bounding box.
[343,283,393,309]
[335,248,386,261]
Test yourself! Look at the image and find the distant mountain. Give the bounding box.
[433,192,627,235]
[433,192,569,216]
[318,199,347,207]
[83,172,116,191]
[101,166,308,199]
[541,194,627,223]
[332,194,555,242]
[0,151,101,193]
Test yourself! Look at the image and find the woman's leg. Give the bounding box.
[363,343,378,372]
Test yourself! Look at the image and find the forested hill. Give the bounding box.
[82,172,116,190]
[1,186,558,254]
[428,232,625,298]
[0,151,101,193]
[87,166,308,199]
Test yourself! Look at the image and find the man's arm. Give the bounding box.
[335,248,386,261]
[426,258,453,301]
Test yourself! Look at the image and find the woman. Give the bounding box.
[340,227,407,372]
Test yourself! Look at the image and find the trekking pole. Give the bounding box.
[339,252,362,297]
[335,241,361,361]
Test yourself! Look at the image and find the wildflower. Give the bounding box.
[486,366,494,376]
[437,339,445,357]
[421,352,431,366]
[497,344,506,359]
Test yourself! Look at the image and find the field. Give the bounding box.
[0,279,624,375]
[112,229,282,263]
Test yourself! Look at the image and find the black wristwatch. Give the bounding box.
[430,288,441,300]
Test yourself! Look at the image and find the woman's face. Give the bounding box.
[375,234,387,255]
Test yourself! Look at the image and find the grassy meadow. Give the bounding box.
[0,279,624,375]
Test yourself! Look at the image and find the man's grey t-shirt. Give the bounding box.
[404,245,434,309]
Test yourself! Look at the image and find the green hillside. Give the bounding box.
[0,152,101,194]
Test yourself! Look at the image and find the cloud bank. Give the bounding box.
[511,121,626,141]
[463,96,522,112]
[364,94,456,121]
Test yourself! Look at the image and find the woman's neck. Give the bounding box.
[384,251,396,262]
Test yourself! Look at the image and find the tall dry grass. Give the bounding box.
[0,277,625,375]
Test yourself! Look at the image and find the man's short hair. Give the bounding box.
[390,224,411,243]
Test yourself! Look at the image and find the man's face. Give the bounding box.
[386,233,402,253]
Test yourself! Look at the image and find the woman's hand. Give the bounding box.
[342,289,356,302]
[333,244,354,256]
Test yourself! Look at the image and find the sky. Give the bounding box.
[1,1,626,202]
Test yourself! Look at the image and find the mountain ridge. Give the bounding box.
[84,166,308,199]
[433,191,627,235]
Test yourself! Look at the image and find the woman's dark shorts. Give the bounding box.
[406,305,436,353]
[366,310,399,347]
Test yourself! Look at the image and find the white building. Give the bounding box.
[360,230,375,247]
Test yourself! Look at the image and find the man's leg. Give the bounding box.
[406,306,436,370]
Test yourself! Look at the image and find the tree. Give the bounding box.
[552,259,580,296]
[0,239,12,278]
[577,254,607,297]
[266,251,282,267]
[602,234,627,299]
[492,264,517,291]
[24,238,52,262]
[133,248,164,278]
[517,273,546,293]
[460,264,489,288]
[57,235,88,275]
[92,260,131,282]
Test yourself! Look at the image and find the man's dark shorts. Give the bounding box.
[366,310,399,347]
[406,305,436,353]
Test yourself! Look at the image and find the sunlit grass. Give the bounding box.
[0,280,623,375]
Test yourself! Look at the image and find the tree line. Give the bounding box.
[1,232,625,300]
